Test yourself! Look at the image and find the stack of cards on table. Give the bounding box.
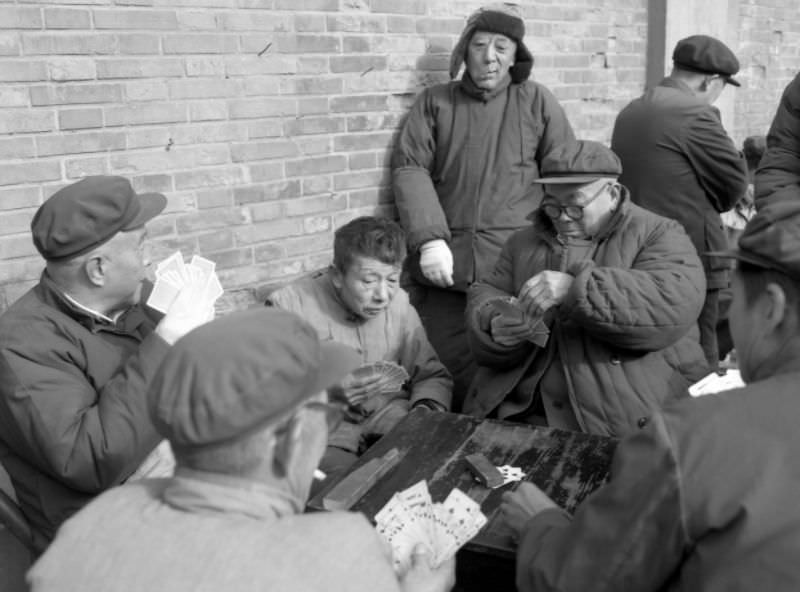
[487,296,550,347]
[375,480,487,573]
[351,361,410,393]
[147,251,224,314]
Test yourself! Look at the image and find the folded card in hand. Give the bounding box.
[486,296,550,347]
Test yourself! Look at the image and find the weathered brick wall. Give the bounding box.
[0,0,792,314]
[735,0,800,145]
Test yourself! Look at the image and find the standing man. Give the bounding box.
[29,309,456,592]
[0,176,211,551]
[392,4,575,407]
[500,199,800,592]
[611,34,748,367]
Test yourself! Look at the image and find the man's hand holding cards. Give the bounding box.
[149,251,224,345]
[487,296,549,348]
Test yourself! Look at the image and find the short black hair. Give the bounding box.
[333,216,407,272]
[737,260,800,314]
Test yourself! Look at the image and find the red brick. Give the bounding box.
[249,201,285,222]
[0,161,61,187]
[273,0,338,10]
[330,56,387,74]
[297,97,329,115]
[348,152,378,170]
[197,228,235,251]
[247,120,283,139]
[280,77,343,95]
[176,207,248,233]
[342,36,371,53]
[334,132,394,152]
[285,155,346,177]
[94,10,178,30]
[189,100,228,121]
[277,34,340,54]
[117,34,162,55]
[0,137,34,160]
[247,162,285,183]
[65,156,110,178]
[0,7,43,29]
[284,194,346,216]
[242,76,281,96]
[231,140,299,162]
[105,102,187,126]
[302,176,332,195]
[196,188,234,210]
[31,83,123,106]
[177,12,217,30]
[229,98,296,119]
[234,218,305,244]
[97,58,184,79]
[0,211,35,235]
[125,80,169,102]
[0,111,55,134]
[173,166,246,190]
[234,180,300,204]
[0,61,48,82]
[169,78,239,99]
[294,14,326,32]
[0,87,28,108]
[333,169,386,191]
[205,248,253,270]
[0,257,44,285]
[297,56,328,74]
[185,56,225,77]
[254,243,286,262]
[387,16,417,33]
[284,116,345,137]
[23,33,117,55]
[0,187,42,212]
[58,108,103,130]
[0,33,21,56]
[0,235,38,259]
[327,15,386,33]
[220,12,292,31]
[225,54,298,76]
[330,95,389,113]
[163,34,238,54]
[44,8,91,29]
[281,232,334,256]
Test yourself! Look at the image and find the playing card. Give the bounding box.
[156,251,187,281]
[147,252,224,314]
[490,296,526,323]
[497,465,526,487]
[190,254,216,275]
[352,361,409,394]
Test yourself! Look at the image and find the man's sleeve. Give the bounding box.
[516,412,689,592]
[559,219,706,352]
[684,107,748,212]
[391,89,450,251]
[399,303,453,409]
[0,331,168,494]
[755,72,800,206]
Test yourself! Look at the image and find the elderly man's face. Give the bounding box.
[332,255,401,320]
[466,30,516,90]
[102,227,151,312]
[542,179,620,239]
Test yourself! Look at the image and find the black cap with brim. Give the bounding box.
[533,141,623,186]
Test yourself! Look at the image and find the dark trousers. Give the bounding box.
[406,285,476,412]
[699,288,721,368]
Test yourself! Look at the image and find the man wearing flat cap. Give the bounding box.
[465,141,708,438]
[28,309,456,592]
[392,3,575,409]
[0,176,212,551]
[499,199,800,591]
[612,34,749,368]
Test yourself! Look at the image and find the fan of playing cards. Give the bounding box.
[375,481,487,573]
[147,251,224,314]
[351,361,410,394]
[487,295,550,347]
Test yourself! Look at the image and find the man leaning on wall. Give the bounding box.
[391,3,575,409]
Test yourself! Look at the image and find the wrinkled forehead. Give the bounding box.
[469,30,517,46]
[345,254,402,277]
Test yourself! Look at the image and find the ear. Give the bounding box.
[330,264,344,291]
[83,255,107,287]
[762,282,788,332]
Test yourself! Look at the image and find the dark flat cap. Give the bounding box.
[148,308,360,449]
[707,199,800,279]
[533,140,623,185]
[673,34,740,87]
[32,176,166,261]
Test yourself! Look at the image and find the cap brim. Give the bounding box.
[310,341,361,395]
[724,76,741,87]
[533,175,617,185]
[123,192,167,230]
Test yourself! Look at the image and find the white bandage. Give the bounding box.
[419,239,454,288]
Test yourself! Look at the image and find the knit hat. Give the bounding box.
[449,4,534,84]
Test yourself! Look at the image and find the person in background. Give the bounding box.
[267,216,452,483]
[755,71,800,206]
[501,199,800,592]
[28,308,456,592]
[0,176,211,551]
[465,141,707,438]
[611,34,748,368]
[392,3,575,408]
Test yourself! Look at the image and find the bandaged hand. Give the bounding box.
[419,240,454,288]
[490,314,536,347]
[518,270,573,319]
[155,282,215,345]
[399,545,456,592]
[499,482,558,543]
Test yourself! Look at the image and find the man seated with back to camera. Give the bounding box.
[28,308,455,592]
[465,141,708,438]
[267,216,452,482]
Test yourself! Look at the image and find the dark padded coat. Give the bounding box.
[465,199,708,438]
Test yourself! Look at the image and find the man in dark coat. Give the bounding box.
[392,4,575,408]
[0,176,212,550]
[611,35,748,367]
[755,71,800,206]
[500,199,800,592]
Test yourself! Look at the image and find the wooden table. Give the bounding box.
[309,408,617,591]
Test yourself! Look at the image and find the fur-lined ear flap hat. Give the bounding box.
[449,4,534,83]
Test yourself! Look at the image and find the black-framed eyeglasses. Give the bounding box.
[542,182,611,221]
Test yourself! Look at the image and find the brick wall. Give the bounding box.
[0,0,792,314]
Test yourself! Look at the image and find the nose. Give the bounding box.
[484,43,497,63]
[373,281,389,303]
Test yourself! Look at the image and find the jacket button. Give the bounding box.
[637,417,649,428]
[610,356,621,365]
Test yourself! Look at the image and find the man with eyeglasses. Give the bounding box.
[611,35,748,368]
[29,309,456,592]
[464,141,708,438]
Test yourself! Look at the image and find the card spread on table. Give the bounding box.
[375,481,487,573]
[486,296,550,347]
[147,251,224,314]
[351,361,410,394]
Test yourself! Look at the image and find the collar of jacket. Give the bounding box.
[162,467,302,520]
[659,76,695,95]
[459,72,513,102]
[529,190,632,246]
[37,270,147,335]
